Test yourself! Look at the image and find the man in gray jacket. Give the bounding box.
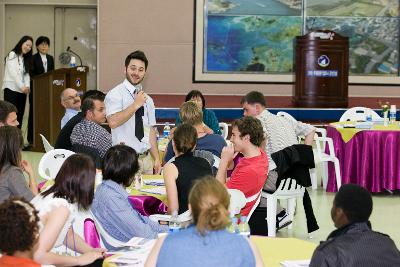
[310,184,400,267]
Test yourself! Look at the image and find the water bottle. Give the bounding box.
[390,105,396,124]
[163,122,171,138]
[168,210,180,233]
[238,216,251,238]
[69,56,76,68]
[227,217,239,234]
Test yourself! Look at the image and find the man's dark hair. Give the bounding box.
[240,91,266,107]
[0,100,17,124]
[102,145,139,187]
[232,116,264,147]
[334,184,373,223]
[0,198,40,255]
[125,50,148,70]
[81,90,106,102]
[35,36,50,47]
[185,90,206,108]
[41,154,96,210]
[81,94,105,116]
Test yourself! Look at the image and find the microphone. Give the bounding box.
[66,46,83,67]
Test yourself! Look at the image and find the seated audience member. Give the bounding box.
[164,124,212,214]
[175,90,221,135]
[310,184,400,267]
[0,100,19,127]
[165,101,226,162]
[145,177,264,267]
[31,154,105,266]
[0,198,41,267]
[60,88,81,129]
[55,90,106,151]
[91,145,168,248]
[70,94,111,160]
[216,116,268,217]
[0,126,37,204]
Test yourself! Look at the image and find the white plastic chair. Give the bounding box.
[219,122,229,139]
[339,107,381,122]
[262,178,305,237]
[38,149,75,180]
[39,134,54,152]
[227,188,261,223]
[149,210,192,224]
[90,211,127,248]
[246,189,262,223]
[311,135,342,190]
[227,189,246,217]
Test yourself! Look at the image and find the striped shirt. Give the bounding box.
[257,110,315,170]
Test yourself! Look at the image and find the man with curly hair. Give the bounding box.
[216,116,268,217]
[0,198,41,267]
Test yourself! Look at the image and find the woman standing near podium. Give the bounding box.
[1,36,33,130]
[28,36,54,145]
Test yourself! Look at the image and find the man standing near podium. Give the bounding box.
[105,50,161,174]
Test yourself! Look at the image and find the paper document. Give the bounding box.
[139,187,166,195]
[280,260,310,267]
[143,179,165,186]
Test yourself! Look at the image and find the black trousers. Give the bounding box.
[4,88,26,129]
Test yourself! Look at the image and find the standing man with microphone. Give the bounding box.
[105,50,161,174]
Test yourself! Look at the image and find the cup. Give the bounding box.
[134,174,142,190]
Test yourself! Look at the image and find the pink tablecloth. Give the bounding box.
[327,126,400,192]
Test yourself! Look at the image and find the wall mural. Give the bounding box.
[194,0,400,84]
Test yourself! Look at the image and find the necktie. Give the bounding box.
[135,105,144,140]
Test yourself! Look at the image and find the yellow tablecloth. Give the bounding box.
[330,121,400,143]
[103,236,316,267]
[252,236,316,267]
[128,174,167,203]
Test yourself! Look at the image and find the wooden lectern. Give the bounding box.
[31,67,88,152]
[293,31,349,108]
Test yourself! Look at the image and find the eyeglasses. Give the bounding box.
[63,95,80,102]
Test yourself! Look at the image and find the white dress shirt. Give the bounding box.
[40,53,48,72]
[1,51,30,93]
[105,79,156,153]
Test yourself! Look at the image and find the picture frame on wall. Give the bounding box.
[194,0,400,85]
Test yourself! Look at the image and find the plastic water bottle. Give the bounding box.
[227,217,239,234]
[69,56,76,68]
[168,210,180,233]
[163,122,171,138]
[238,216,251,238]
[390,105,396,124]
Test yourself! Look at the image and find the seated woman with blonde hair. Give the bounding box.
[145,177,264,267]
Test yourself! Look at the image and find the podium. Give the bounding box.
[293,31,349,108]
[31,67,88,152]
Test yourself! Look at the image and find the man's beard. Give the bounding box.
[126,73,144,86]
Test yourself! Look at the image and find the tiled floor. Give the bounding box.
[23,151,400,248]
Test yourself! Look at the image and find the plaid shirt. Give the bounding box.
[71,119,112,158]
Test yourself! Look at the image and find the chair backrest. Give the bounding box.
[339,107,381,122]
[273,178,305,198]
[39,134,54,152]
[227,189,246,217]
[90,211,127,248]
[246,189,262,222]
[219,122,229,139]
[38,149,75,180]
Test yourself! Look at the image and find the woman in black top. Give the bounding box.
[163,124,212,214]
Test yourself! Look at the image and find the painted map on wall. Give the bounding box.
[204,0,399,76]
